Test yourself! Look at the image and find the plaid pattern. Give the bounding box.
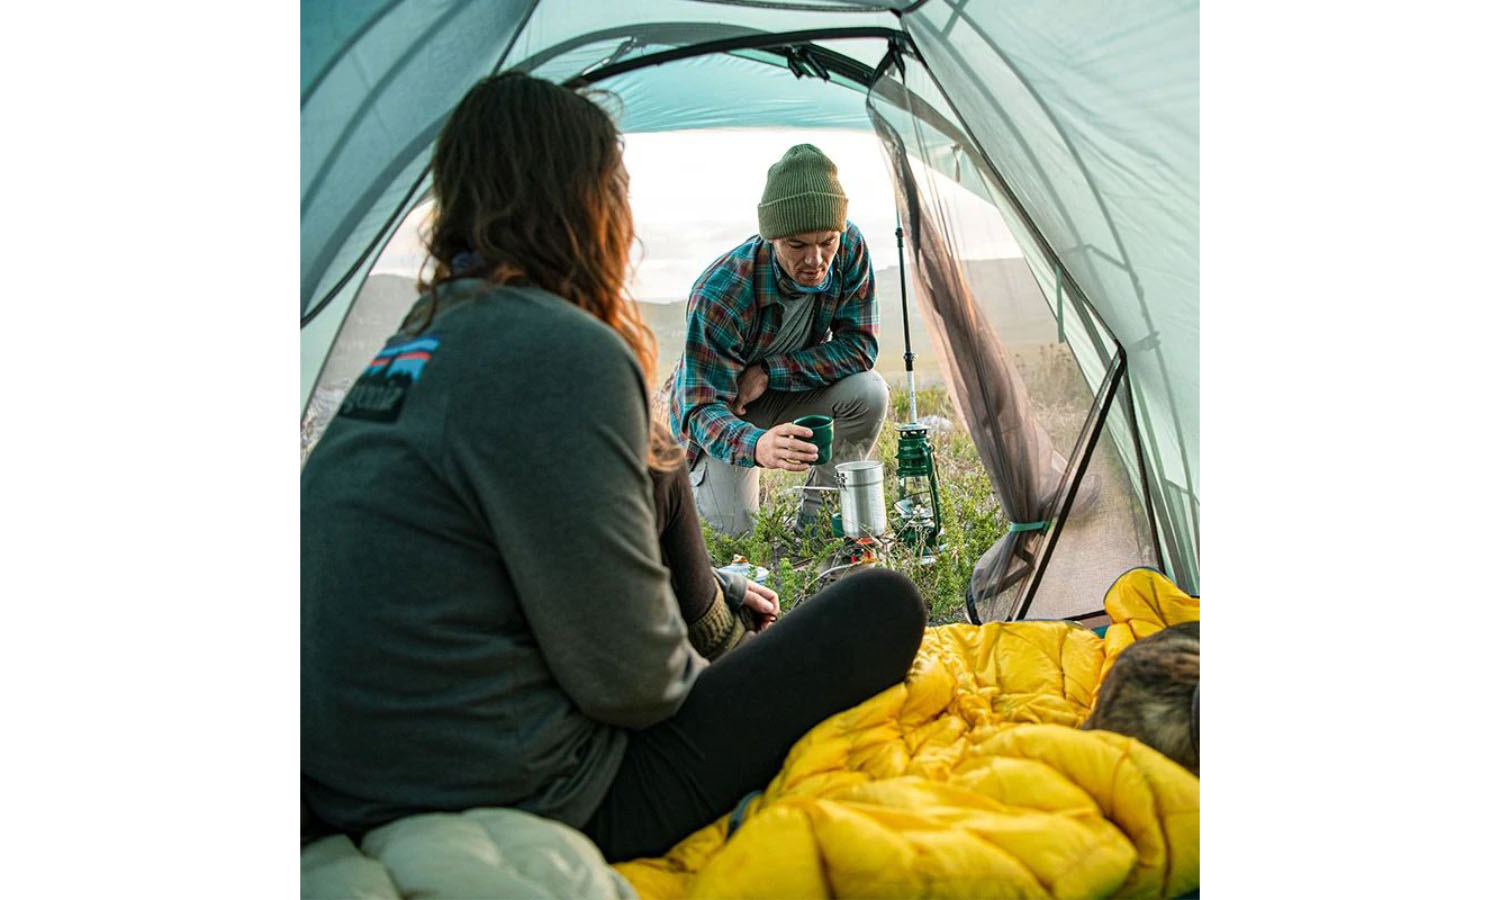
[668,221,878,468]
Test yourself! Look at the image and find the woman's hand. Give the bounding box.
[741,580,780,631]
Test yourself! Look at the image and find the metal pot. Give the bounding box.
[835,460,887,537]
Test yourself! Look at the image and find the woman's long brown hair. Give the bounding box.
[416,72,682,471]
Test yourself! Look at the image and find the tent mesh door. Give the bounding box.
[867,60,1161,620]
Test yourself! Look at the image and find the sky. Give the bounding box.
[372,126,1022,301]
[622,127,901,301]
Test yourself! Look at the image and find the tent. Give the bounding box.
[301,0,1199,622]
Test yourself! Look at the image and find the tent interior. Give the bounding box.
[301,0,1199,623]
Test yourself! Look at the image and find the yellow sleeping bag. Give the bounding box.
[615,568,1200,900]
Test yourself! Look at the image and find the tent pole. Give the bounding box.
[566,27,913,88]
[1121,370,1166,573]
[1054,262,1065,344]
[1015,347,1127,619]
[895,211,917,423]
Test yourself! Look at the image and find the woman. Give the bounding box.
[301,72,925,862]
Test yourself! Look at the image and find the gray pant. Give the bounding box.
[689,369,889,536]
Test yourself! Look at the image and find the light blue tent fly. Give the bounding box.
[301,0,1199,618]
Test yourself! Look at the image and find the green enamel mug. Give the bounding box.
[792,414,833,465]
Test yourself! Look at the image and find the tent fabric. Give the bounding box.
[301,0,532,318]
[614,567,1200,898]
[300,0,1200,599]
[602,53,871,134]
[900,1,1200,590]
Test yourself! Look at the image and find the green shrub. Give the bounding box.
[702,382,1007,624]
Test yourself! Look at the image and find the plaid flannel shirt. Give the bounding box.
[669,221,878,468]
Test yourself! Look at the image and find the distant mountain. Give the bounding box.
[646,256,1055,384]
[318,259,1056,395]
[874,255,1058,347]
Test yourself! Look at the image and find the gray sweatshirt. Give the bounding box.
[302,280,705,833]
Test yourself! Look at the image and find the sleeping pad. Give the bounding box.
[614,567,1200,900]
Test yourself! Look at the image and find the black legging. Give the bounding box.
[651,460,720,627]
[587,465,927,861]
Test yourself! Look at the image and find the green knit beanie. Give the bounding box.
[757,144,849,240]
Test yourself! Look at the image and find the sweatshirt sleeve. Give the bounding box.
[445,315,705,729]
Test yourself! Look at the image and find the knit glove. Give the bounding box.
[712,568,749,615]
[685,569,760,661]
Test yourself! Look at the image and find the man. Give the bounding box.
[669,144,888,536]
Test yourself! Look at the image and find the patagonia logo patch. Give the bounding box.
[337,336,441,423]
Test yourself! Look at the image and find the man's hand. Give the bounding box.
[731,362,769,415]
[742,581,780,631]
[754,422,818,471]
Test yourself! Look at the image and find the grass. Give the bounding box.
[702,381,1008,625]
